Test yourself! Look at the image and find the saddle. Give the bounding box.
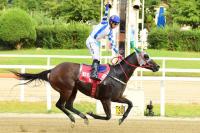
[79,64,110,97]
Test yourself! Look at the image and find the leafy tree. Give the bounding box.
[0,0,7,10]
[144,0,161,31]
[5,0,40,11]
[25,0,40,11]
[1,0,101,23]
[50,0,101,22]
[0,8,36,49]
[167,0,200,28]
[9,0,27,10]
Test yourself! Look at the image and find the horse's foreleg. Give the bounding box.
[113,97,133,125]
[87,99,111,120]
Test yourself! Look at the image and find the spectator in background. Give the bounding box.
[140,27,148,49]
[130,24,135,49]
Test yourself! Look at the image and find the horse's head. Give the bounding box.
[136,51,160,72]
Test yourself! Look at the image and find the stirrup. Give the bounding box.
[90,76,101,81]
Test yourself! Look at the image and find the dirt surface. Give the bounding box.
[0,114,200,133]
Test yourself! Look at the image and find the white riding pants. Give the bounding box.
[86,36,100,61]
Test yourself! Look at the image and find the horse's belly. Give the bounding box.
[76,81,92,97]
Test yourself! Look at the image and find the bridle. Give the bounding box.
[112,54,153,81]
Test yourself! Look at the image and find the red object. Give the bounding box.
[79,64,110,97]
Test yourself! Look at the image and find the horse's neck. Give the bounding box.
[122,53,138,76]
[114,53,138,82]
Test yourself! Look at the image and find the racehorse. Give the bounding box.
[11,49,160,125]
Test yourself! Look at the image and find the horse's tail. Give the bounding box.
[11,70,51,85]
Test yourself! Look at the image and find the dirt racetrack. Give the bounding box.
[0,114,200,133]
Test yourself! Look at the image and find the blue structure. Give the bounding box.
[157,7,166,28]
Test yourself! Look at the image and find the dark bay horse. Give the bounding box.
[12,50,160,125]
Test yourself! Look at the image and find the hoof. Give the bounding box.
[86,112,93,115]
[118,119,123,125]
[84,118,89,125]
[71,122,75,128]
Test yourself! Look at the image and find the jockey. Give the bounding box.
[86,3,120,81]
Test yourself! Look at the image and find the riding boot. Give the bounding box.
[90,59,101,81]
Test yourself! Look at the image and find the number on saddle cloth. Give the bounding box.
[79,64,110,97]
[79,64,110,83]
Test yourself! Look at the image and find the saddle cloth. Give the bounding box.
[79,64,110,97]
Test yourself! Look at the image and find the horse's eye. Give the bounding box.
[144,54,149,60]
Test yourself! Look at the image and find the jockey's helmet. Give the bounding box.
[109,15,120,24]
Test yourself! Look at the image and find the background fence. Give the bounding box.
[0,55,200,116]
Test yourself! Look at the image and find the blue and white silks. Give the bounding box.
[86,5,118,60]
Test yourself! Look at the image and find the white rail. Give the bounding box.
[0,54,200,115]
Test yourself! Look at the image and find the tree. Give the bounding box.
[50,0,101,23]
[1,0,101,23]
[167,0,200,28]
[0,0,7,10]
[0,8,36,49]
[144,0,161,31]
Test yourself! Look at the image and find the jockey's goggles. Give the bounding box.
[113,22,120,25]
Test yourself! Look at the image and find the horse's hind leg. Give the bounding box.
[87,99,111,120]
[56,92,75,124]
[65,88,89,125]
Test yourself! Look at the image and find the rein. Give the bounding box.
[111,55,152,81]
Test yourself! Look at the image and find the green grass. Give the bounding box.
[0,48,200,76]
[145,49,200,58]
[0,49,90,55]
[0,49,92,65]
[147,103,200,117]
[0,48,199,57]
[1,101,200,117]
[0,49,111,65]
[1,48,200,65]
[0,101,95,114]
[143,72,200,77]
